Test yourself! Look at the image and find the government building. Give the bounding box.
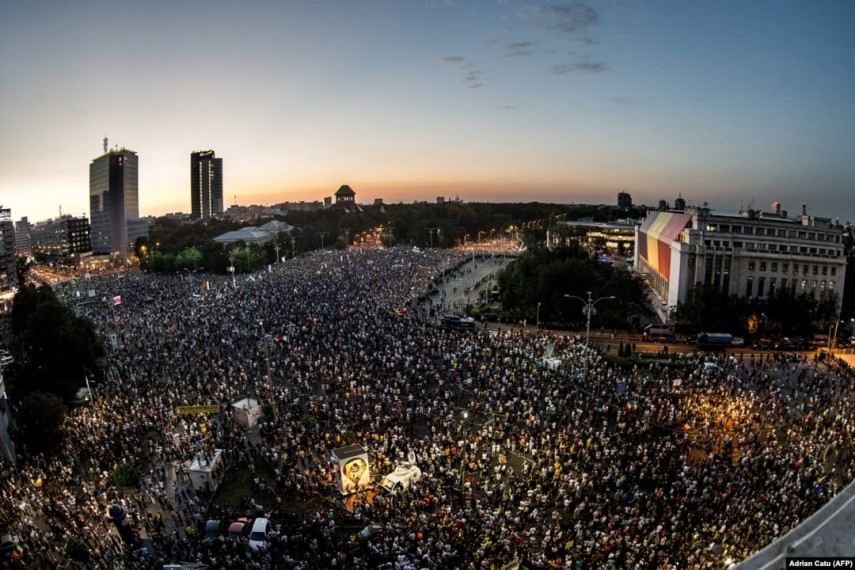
[635,203,847,320]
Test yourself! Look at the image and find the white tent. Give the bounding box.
[232,398,263,430]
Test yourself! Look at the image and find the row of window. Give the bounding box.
[704,239,841,257]
[746,277,836,298]
[705,223,840,243]
[746,260,837,277]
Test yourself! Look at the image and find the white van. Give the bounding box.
[380,462,422,493]
[248,517,269,551]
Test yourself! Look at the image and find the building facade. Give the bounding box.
[635,205,847,319]
[90,146,139,259]
[29,215,92,261]
[0,208,15,292]
[190,150,223,219]
[14,217,32,258]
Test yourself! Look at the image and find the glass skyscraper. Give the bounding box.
[89,147,139,259]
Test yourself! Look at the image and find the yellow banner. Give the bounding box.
[175,405,221,415]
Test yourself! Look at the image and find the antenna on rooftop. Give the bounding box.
[103,136,108,153]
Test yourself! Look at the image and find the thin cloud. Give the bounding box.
[463,66,484,89]
[502,42,536,58]
[442,55,484,88]
[550,59,607,74]
[507,2,607,77]
[547,2,599,34]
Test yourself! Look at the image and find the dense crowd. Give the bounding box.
[1,246,854,569]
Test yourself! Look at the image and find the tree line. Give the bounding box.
[492,244,653,329]
[134,202,644,275]
[6,284,105,455]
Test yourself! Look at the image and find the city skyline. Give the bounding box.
[2,1,854,223]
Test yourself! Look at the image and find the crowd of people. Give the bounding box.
[0,246,853,569]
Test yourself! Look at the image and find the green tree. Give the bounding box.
[65,536,91,563]
[497,245,651,328]
[9,284,104,401]
[113,463,139,488]
[13,392,66,455]
[672,285,749,335]
[176,247,203,271]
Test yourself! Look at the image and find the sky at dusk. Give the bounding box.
[2,0,854,223]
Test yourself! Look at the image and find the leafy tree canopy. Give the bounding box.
[12,391,66,455]
[8,284,104,401]
[496,245,652,328]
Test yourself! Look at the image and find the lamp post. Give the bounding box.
[460,410,470,487]
[564,291,616,345]
[760,313,767,344]
[426,228,438,248]
[536,302,541,329]
[830,318,843,352]
[257,321,280,413]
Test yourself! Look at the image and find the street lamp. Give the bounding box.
[830,318,843,352]
[426,228,438,248]
[257,321,281,412]
[536,302,542,329]
[760,313,767,343]
[564,291,616,345]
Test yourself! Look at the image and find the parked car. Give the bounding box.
[248,517,269,551]
[643,327,677,343]
[731,337,744,347]
[204,520,221,540]
[442,315,476,330]
[775,338,799,351]
[227,518,251,541]
[358,524,384,539]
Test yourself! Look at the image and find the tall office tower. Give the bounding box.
[89,140,139,260]
[190,150,223,219]
[15,217,32,257]
[0,208,16,292]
